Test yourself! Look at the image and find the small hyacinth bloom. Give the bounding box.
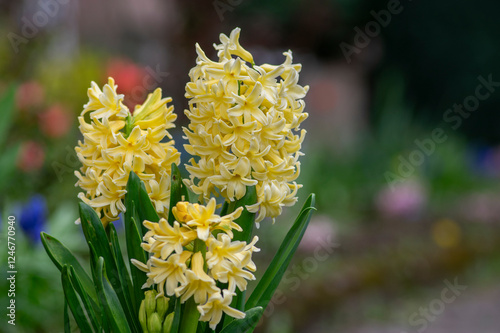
[149,251,192,297]
[146,175,170,214]
[142,219,197,259]
[198,290,245,330]
[213,251,256,293]
[38,104,72,138]
[19,194,47,243]
[75,77,180,225]
[206,233,246,269]
[209,157,258,201]
[80,174,127,218]
[183,27,309,223]
[132,200,259,329]
[184,198,223,241]
[174,252,219,304]
[17,141,45,172]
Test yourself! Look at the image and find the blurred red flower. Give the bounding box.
[16,81,45,111]
[39,104,72,138]
[17,141,45,172]
[106,58,148,109]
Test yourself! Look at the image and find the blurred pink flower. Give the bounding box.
[457,192,500,223]
[298,215,336,253]
[106,58,148,109]
[17,141,45,172]
[16,81,45,111]
[375,180,427,219]
[38,104,72,138]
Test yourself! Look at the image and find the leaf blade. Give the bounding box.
[219,307,263,333]
[168,163,188,224]
[93,257,132,333]
[79,202,133,325]
[245,194,316,312]
[109,223,141,332]
[41,232,97,303]
[231,185,257,243]
[61,265,95,333]
[67,266,101,332]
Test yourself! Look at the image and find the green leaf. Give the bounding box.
[78,202,116,275]
[245,194,316,314]
[67,266,101,332]
[169,297,183,333]
[196,321,207,333]
[41,232,97,303]
[127,171,159,226]
[61,265,95,333]
[220,201,229,217]
[126,204,149,313]
[0,84,16,149]
[179,297,200,333]
[168,163,189,224]
[64,298,71,333]
[125,171,146,233]
[93,257,132,333]
[79,202,132,320]
[88,242,111,333]
[219,307,263,333]
[230,185,257,243]
[109,223,141,332]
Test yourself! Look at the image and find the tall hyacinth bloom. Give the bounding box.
[75,77,180,225]
[184,27,309,223]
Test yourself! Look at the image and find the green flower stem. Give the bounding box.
[179,239,205,333]
[179,298,198,333]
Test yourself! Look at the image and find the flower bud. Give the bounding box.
[145,289,158,318]
[138,298,149,333]
[162,312,174,333]
[148,313,162,333]
[156,295,169,318]
[172,201,191,223]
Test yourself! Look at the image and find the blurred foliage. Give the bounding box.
[1,202,84,333]
[301,70,497,224]
[0,85,20,195]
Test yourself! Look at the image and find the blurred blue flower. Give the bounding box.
[19,194,47,243]
[468,144,500,178]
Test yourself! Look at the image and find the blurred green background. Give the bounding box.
[1,0,500,332]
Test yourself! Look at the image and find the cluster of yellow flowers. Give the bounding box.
[132,199,259,329]
[183,28,309,223]
[75,78,180,225]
